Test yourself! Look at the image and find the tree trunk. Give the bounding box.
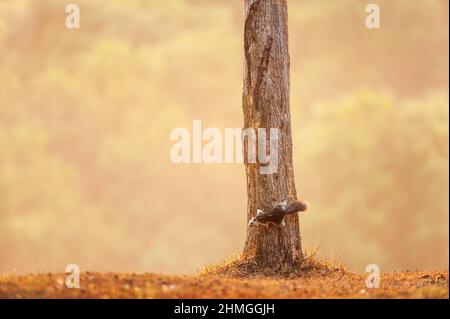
[242,0,302,269]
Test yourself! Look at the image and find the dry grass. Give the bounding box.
[0,270,447,299]
[200,249,346,278]
[0,254,447,299]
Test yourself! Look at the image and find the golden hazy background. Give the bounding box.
[0,0,448,274]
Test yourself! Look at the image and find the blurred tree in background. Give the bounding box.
[0,0,448,273]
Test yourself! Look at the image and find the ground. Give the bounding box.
[0,270,448,299]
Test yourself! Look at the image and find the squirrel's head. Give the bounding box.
[248,217,258,227]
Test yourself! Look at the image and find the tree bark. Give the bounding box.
[242,0,302,269]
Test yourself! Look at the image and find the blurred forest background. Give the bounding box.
[0,0,448,274]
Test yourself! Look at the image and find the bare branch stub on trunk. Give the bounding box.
[242,0,302,269]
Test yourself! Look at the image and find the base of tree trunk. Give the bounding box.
[203,250,345,278]
[244,216,303,270]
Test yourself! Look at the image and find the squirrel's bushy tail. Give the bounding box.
[285,200,308,214]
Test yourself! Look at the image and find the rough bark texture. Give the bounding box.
[242,0,302,269]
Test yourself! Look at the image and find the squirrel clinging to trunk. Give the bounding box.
[248,199,308,229]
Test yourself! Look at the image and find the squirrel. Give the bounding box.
[248,199,308,229]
